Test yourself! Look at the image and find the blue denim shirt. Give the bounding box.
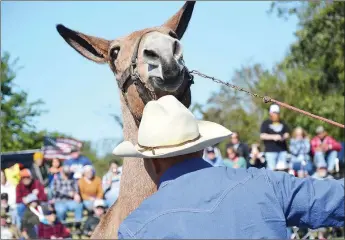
[118,158,344,239]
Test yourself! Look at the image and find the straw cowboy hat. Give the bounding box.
[113,95,232,158]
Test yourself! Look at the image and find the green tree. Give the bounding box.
[198,1,344,156]
[1,52,47,151]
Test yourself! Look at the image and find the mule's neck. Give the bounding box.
[119,94,139,143]
[117,94,157,210]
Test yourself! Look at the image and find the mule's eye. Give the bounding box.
[110,47,120,60]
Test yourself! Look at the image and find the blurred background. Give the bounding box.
[1,1,344,239]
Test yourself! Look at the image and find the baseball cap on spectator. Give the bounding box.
[42,205,56,215]
[20,169,32,178]
[269,104,280,114]
[33,152,43,161]
[205,146,215,153]
[94,199,106,208]
[24,193,38,204]
[316,126,325,134]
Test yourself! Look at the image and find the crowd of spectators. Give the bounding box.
[205,104,343,179]
[1,104,343,239]
[1,149,122,239]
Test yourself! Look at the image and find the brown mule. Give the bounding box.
[56,2,196,238]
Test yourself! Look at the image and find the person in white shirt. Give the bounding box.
[1,170,17,226]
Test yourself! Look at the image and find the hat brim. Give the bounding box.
[112,120,232,159]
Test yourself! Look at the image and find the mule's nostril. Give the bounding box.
[143,49,159,61]
[173,40,182,59]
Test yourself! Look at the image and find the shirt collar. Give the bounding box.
[158,158,212,189]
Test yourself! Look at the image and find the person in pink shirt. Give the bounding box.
[311,126,342,173]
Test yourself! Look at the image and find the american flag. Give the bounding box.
[43,136,83,160]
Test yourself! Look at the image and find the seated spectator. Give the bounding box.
[48,158,62,183]
[311,126,342,173]
[15,169,47,229]
[203,146,224,167]
[1,170,16,210]
[1,193,16,228]
[21,194,43,240]
[4,163,21,186]
[223,146,247,169]
[30,152,50,188]
[78,165,103,211]
[312,161,334,180]
[47,158,62,199]
[289,127,313,176]
[102,161,121,207]
[1,193,10,216]
[52,166,83,225]
[64,148,92,180]
[1,209,20,240]
[37,206,71,239]
[248,144,266,169]
[226,132,250,167]
[83,199,106,237]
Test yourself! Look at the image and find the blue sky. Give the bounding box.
[1,1,298,154]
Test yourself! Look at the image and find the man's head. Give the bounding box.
[269,104,280,122]
[230,132,240,145]
[316,126,327,139]
[205,147,216,161]
[112,95,232,186]
[43,207,57,224]
[61,166,71,179]
[93,199,107,217]
[20,169,33,186]
[143,151,203,185]
[70,148,80,159]
[33,152,44,166]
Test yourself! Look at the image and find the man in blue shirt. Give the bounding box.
[113,95,344,239]
[63,148,92,179]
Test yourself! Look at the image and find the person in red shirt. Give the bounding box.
[311,126,342,173]
[37,206,70,239]
[15,169,47,229]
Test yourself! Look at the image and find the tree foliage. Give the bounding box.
[1,52,47,151]
[197,1,344,154]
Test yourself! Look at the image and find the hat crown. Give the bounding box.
[269,104,280,113]
[138,95,199,147]
[25,193,38,203]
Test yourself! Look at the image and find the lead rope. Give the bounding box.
[189,70,345,129]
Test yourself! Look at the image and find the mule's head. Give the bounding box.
[56,2,195,124]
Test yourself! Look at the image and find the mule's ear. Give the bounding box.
[56,24,110,64]
[163,1,195,40]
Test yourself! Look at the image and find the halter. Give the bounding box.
[116,30,194,126]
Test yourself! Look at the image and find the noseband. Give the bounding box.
[116,31,194,126]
